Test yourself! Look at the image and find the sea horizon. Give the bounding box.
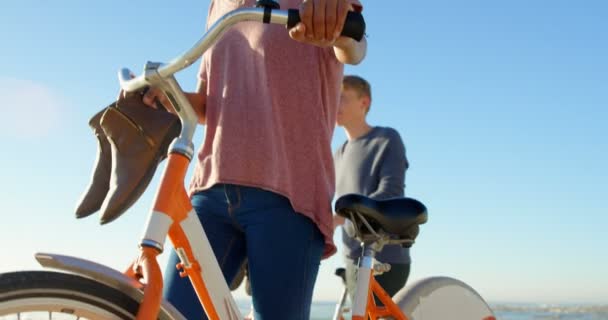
[235,299,608,319]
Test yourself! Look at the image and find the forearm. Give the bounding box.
[369,132,408,199]
[333,35,367,65]
[368,164,406,199]
[184,92,206,124]
[185,79,207,124]
[368,179,405,200]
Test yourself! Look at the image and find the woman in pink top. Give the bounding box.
[142,0,366,318]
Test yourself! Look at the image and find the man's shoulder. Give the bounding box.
[373,126,403,142]
[375,126,399,135]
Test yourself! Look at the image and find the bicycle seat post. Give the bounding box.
[359,242,377,272]
[350,241,376,318]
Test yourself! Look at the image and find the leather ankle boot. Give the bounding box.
[98,94,181,224]
[74,109,112,218]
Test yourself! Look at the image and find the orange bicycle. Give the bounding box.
[0,2,494,319]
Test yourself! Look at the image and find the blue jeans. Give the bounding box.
[163,184,324,320]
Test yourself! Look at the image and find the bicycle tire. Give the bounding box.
[392,276,495,320]
[0,271,176,320]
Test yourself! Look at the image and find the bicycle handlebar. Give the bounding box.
[287,9,365,41]
[119,7,365,93]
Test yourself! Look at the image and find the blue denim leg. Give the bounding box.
[163,184,247,320]
[163,184,324,320]
[230,186,324,320]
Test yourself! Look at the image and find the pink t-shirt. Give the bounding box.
[189,0,356,258]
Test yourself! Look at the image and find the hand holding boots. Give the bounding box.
[75,90,181,224]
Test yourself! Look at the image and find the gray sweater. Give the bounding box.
[334,126,410,263]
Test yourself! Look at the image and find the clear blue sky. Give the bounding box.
[1,0,606,305]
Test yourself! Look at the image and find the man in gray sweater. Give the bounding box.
[333,75,410,301]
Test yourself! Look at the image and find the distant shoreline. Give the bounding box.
[236,298,608,307]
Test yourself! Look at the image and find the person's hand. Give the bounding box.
[116,85,176,113]
[289,0,352,48]
[333,214,345,229]
[116,72,175,113]
[141,87,175,113]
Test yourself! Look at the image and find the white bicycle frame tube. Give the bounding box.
[179,210,242,319]
[351,254,373,317]
[141,208,242,319]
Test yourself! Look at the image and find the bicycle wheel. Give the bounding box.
[392,276,495,320]
[0,271,176,320]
